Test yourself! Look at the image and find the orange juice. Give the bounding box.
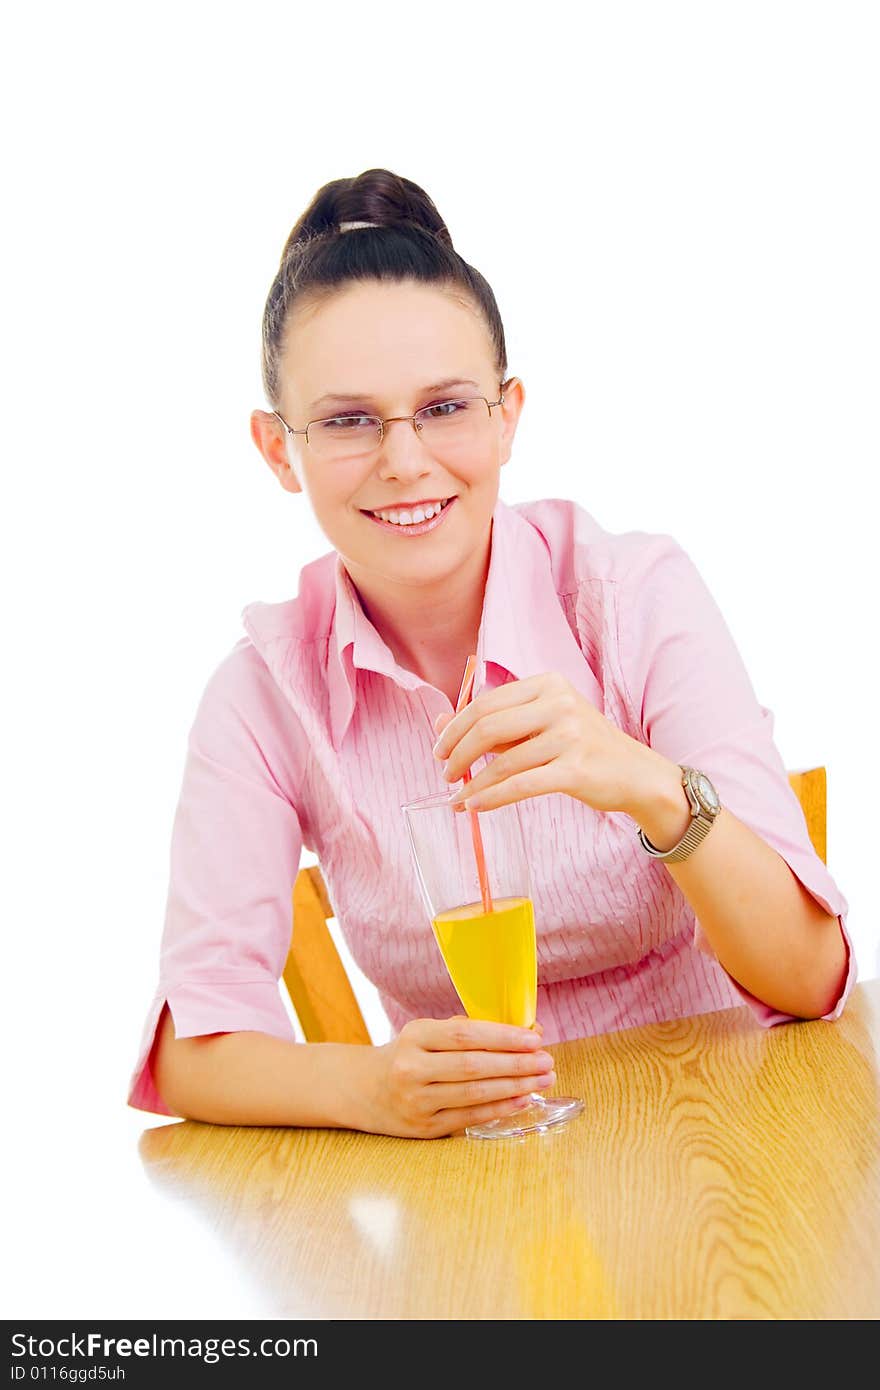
[431,895,537,1026]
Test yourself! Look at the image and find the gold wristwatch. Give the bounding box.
[638,765,721,863]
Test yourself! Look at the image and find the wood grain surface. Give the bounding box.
[137,979,880,1320]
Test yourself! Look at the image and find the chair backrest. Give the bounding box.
[284,865,372,1045]
[787,766,826,864]
[283,768,827,1044]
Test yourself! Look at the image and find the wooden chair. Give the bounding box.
[787,766,826,865]
[283,865,372,1045]
[282,768,827,1044]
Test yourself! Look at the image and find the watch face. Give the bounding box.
[694,773,720,814]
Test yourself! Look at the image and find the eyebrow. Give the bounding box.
[306,378,481,415]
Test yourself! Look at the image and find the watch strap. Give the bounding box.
[637,765,719,863]
[638,815,713,863]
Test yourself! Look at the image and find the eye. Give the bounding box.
[320,414,375,430]
[420,398,470,419]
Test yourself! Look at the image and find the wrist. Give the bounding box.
[627,756,693,852]
[322,1040,384,1132]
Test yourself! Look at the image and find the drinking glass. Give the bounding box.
[401,789,585,1139]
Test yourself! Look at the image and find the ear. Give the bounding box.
[250,409,303,496]
[498,376,525,467]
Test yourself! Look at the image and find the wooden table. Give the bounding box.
[137,978,880,1319]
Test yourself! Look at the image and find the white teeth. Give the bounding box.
[372,499,447,525]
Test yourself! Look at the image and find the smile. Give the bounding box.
[361,496,457,535]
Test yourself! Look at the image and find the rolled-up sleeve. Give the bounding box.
[616,535,855,1025]
[127,642,307,1116]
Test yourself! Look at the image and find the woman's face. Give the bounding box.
[251,279,524,593]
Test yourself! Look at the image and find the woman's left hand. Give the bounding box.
[432,671,671,819]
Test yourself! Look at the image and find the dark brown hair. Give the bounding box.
[260,167,508,409]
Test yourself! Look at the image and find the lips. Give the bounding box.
[361,495,458,536]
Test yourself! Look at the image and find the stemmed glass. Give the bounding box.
[401,788,585,1139]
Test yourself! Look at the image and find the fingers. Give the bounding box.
[437,704,549,782]
[430,1085,559,1138]
[430,675,544,756]
[402,1018,556,1105]
[422,1044,555,1085]
[447,729,559,804]
[451,761,565,813]
[384,1016,553,1138]
[426,1067,556,1112]
[442,1094,540,1136]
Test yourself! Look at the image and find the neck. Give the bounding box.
[345,525,492,700]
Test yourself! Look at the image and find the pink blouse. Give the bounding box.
[127,495,855,1117]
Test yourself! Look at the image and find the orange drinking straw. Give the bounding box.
[454,655,494,914]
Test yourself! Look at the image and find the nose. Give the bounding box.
[375,415,431,479]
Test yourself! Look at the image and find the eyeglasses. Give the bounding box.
[273,379,511,462]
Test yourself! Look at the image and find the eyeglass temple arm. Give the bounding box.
[272,410,307,436]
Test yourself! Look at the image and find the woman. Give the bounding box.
[127,168,853,1138]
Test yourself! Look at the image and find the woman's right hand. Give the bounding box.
[359,1016,556,1138]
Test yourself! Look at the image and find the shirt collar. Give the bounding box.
[327,561,404,749]
[327,495,602,750]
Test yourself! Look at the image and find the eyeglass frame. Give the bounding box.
[272,377,513,454]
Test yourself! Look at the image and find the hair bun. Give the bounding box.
[283,168,452,254]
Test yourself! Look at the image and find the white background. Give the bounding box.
[4,1,878,1319]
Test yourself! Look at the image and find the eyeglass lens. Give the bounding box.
[307,397,494,460]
